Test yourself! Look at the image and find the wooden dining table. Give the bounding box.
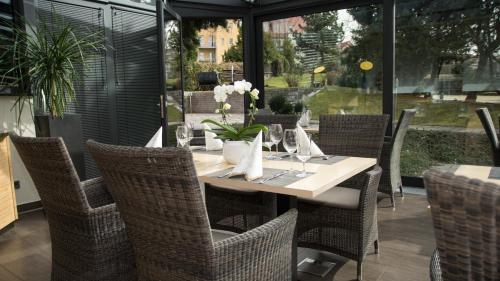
[193,151,377,280]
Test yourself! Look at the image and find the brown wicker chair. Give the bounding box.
[318,114,389,162]
[430,249,442,281]
[476,107,500,166]
[424,169,500,281]
[87,140,298,281]
[296,114,388,281]
[379,109,416,207]
[298,167,383,281]
[9,134,136,281]
[205,113,298,233]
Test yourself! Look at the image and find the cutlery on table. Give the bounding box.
[259,171,288,184]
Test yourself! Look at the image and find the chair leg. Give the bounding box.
[357,260,363,281]
[374,240,379,254]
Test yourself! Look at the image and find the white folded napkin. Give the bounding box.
[203,124,223,151]
[296,125,325,157]
[230,131,263,181]
[146,127,163,148]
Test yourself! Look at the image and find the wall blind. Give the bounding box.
[112,7,160,147]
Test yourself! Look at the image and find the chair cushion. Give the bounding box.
[300,187,360,209]
[211,229,237,242]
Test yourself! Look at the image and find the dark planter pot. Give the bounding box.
[35,113,86,180]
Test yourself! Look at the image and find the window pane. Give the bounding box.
[395,0,500,177]
[262,5,383,123]
[182,19,245,126]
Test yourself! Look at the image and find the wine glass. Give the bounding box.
[283,129,297,171]
[263,129,275,160]
[269,124,283,159]
[176,125,190,148]
[283,129,297,157]
[296,132,312,178]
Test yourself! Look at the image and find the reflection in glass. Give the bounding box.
[164,18,184,146]
[395,0,500,177]
[262,6,383,122]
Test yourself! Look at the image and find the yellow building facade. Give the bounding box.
[198,20,240,64]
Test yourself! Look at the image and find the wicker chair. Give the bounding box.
[205,113,298,233]
[430,249,443,281]
[424,169,500,281]
[476,107,500,166]
[252,114,299,151]
[317,114,388,191]
[87,140,298,281]
[297,167,383,281]
[9,134,136,281]
[318,114,389,162]
[296,114,388,281]
[379,109,416,207]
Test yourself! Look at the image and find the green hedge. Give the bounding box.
[401,129,492,176]
[311,128,492,177]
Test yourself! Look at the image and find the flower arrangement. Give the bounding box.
[202,80,267,141]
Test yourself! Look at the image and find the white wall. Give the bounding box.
[0,97,40,205]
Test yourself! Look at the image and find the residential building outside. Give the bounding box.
[197,19,240,63]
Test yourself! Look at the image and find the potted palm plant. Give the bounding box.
[202,80,268,164]
[0,16,103,178]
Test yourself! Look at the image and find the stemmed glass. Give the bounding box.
[269,124,283,159]
[296,132,312,178]
[263,129,275,160]
[283,129,297,171]
[176,125,191,148]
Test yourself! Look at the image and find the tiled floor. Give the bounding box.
[0,193,434,281]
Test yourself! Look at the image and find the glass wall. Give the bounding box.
[164,18,184,133]
[395,0,500,176]
[182,18,245,126]
[262,5,383,122]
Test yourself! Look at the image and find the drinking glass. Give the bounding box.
[269,124,283,159]
[283,129,297,157]
[283,129,297,171]
[263,129,275,160]
[296,133,312,178]
[176,125,190,148]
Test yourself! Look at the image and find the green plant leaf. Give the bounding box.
[201,119,238,135]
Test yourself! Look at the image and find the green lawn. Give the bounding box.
[167,105,183,122]
[264,74,325,88]
[305,85,500,129]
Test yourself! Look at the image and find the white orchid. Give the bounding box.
[234,80,252,95]
[223,103,231,110]
[250,88,259,99]
[224,84,235,95]
[243,80,252,92]
[233,80,246,95]
[214,85,228,102]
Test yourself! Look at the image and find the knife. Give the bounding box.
[259,171,288,184]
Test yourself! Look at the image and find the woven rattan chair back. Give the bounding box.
[252,114,298,151]
[10,134,88,214]
[87,141,216,280]
[379,109,416,206]
[424,169,500,281]
[319,114,389,162]
[476,107,500,166]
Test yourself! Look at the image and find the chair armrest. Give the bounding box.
[214,209,297,279]
[82,177,114,209]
